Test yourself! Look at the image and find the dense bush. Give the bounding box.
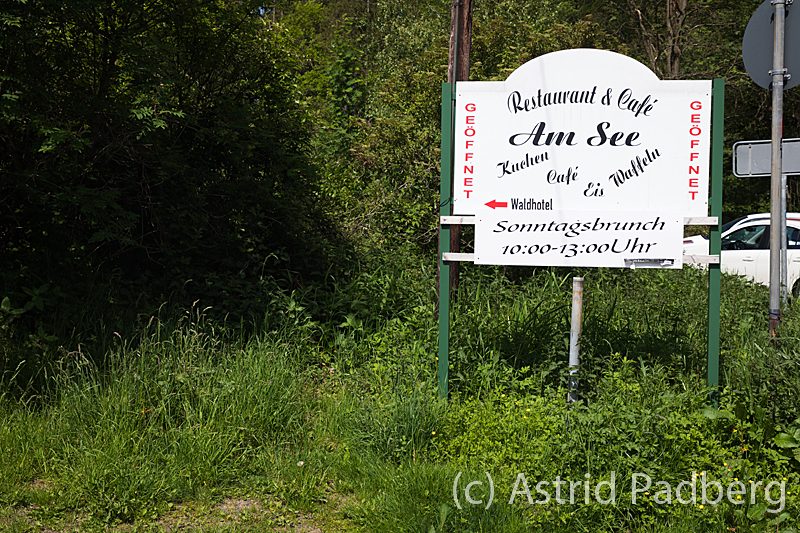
[2,259,800,530]
[0,0,344,351]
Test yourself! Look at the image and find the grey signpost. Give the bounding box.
[743,0,797,335]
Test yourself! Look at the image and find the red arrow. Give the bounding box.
[485,199,508,209]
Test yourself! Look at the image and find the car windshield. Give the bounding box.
[721,224,769,250]
[721,216,747,233]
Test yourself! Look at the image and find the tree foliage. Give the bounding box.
[2,0,800,355]
[1,0,340,334]
[287,0,800,238]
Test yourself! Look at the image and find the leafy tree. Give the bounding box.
[0,0,339,345]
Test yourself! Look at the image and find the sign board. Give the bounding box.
[474,211,683,268]
[733,138,800,177]
[453,49,712,221]
[451,49,711,268]
[742,0,799,91]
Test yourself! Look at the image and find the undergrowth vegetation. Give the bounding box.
[2,261,800,531]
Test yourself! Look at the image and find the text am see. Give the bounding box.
[509,121,640,147]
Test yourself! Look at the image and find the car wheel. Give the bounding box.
[793,280,800,300]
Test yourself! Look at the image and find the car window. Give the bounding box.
[788,227,800,249]
[756,226,800,249]
[721,224,768,251]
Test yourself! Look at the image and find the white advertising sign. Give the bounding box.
[453,49,712,219]
[476,211,683,268]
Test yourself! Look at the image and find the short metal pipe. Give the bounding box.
[568,277,584,403]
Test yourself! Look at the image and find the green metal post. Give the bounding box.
[707,78,724,403]
[438,82,454,399]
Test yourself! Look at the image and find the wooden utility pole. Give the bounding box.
[447,0,472,293]
[448,0,472,83]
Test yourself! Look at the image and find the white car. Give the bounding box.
[683,213,800,295]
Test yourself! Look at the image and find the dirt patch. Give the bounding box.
[29,479,53,492]
[289,517,324,533]
[5,492,353,532]
[143,496,294,532]
[1,504,86,533]
[216,497,262,521]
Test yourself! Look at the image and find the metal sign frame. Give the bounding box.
[437,79,724,401]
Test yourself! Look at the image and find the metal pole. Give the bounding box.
[708,78,725,404]
[438,83,455,399]
[782,173,789,304]
[568,277,584,403]
[769,0,787,337]
[439,0,471,398]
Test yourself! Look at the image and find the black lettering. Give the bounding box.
[507,91,525,114]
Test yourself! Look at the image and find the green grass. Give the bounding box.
[2,262,800,531]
